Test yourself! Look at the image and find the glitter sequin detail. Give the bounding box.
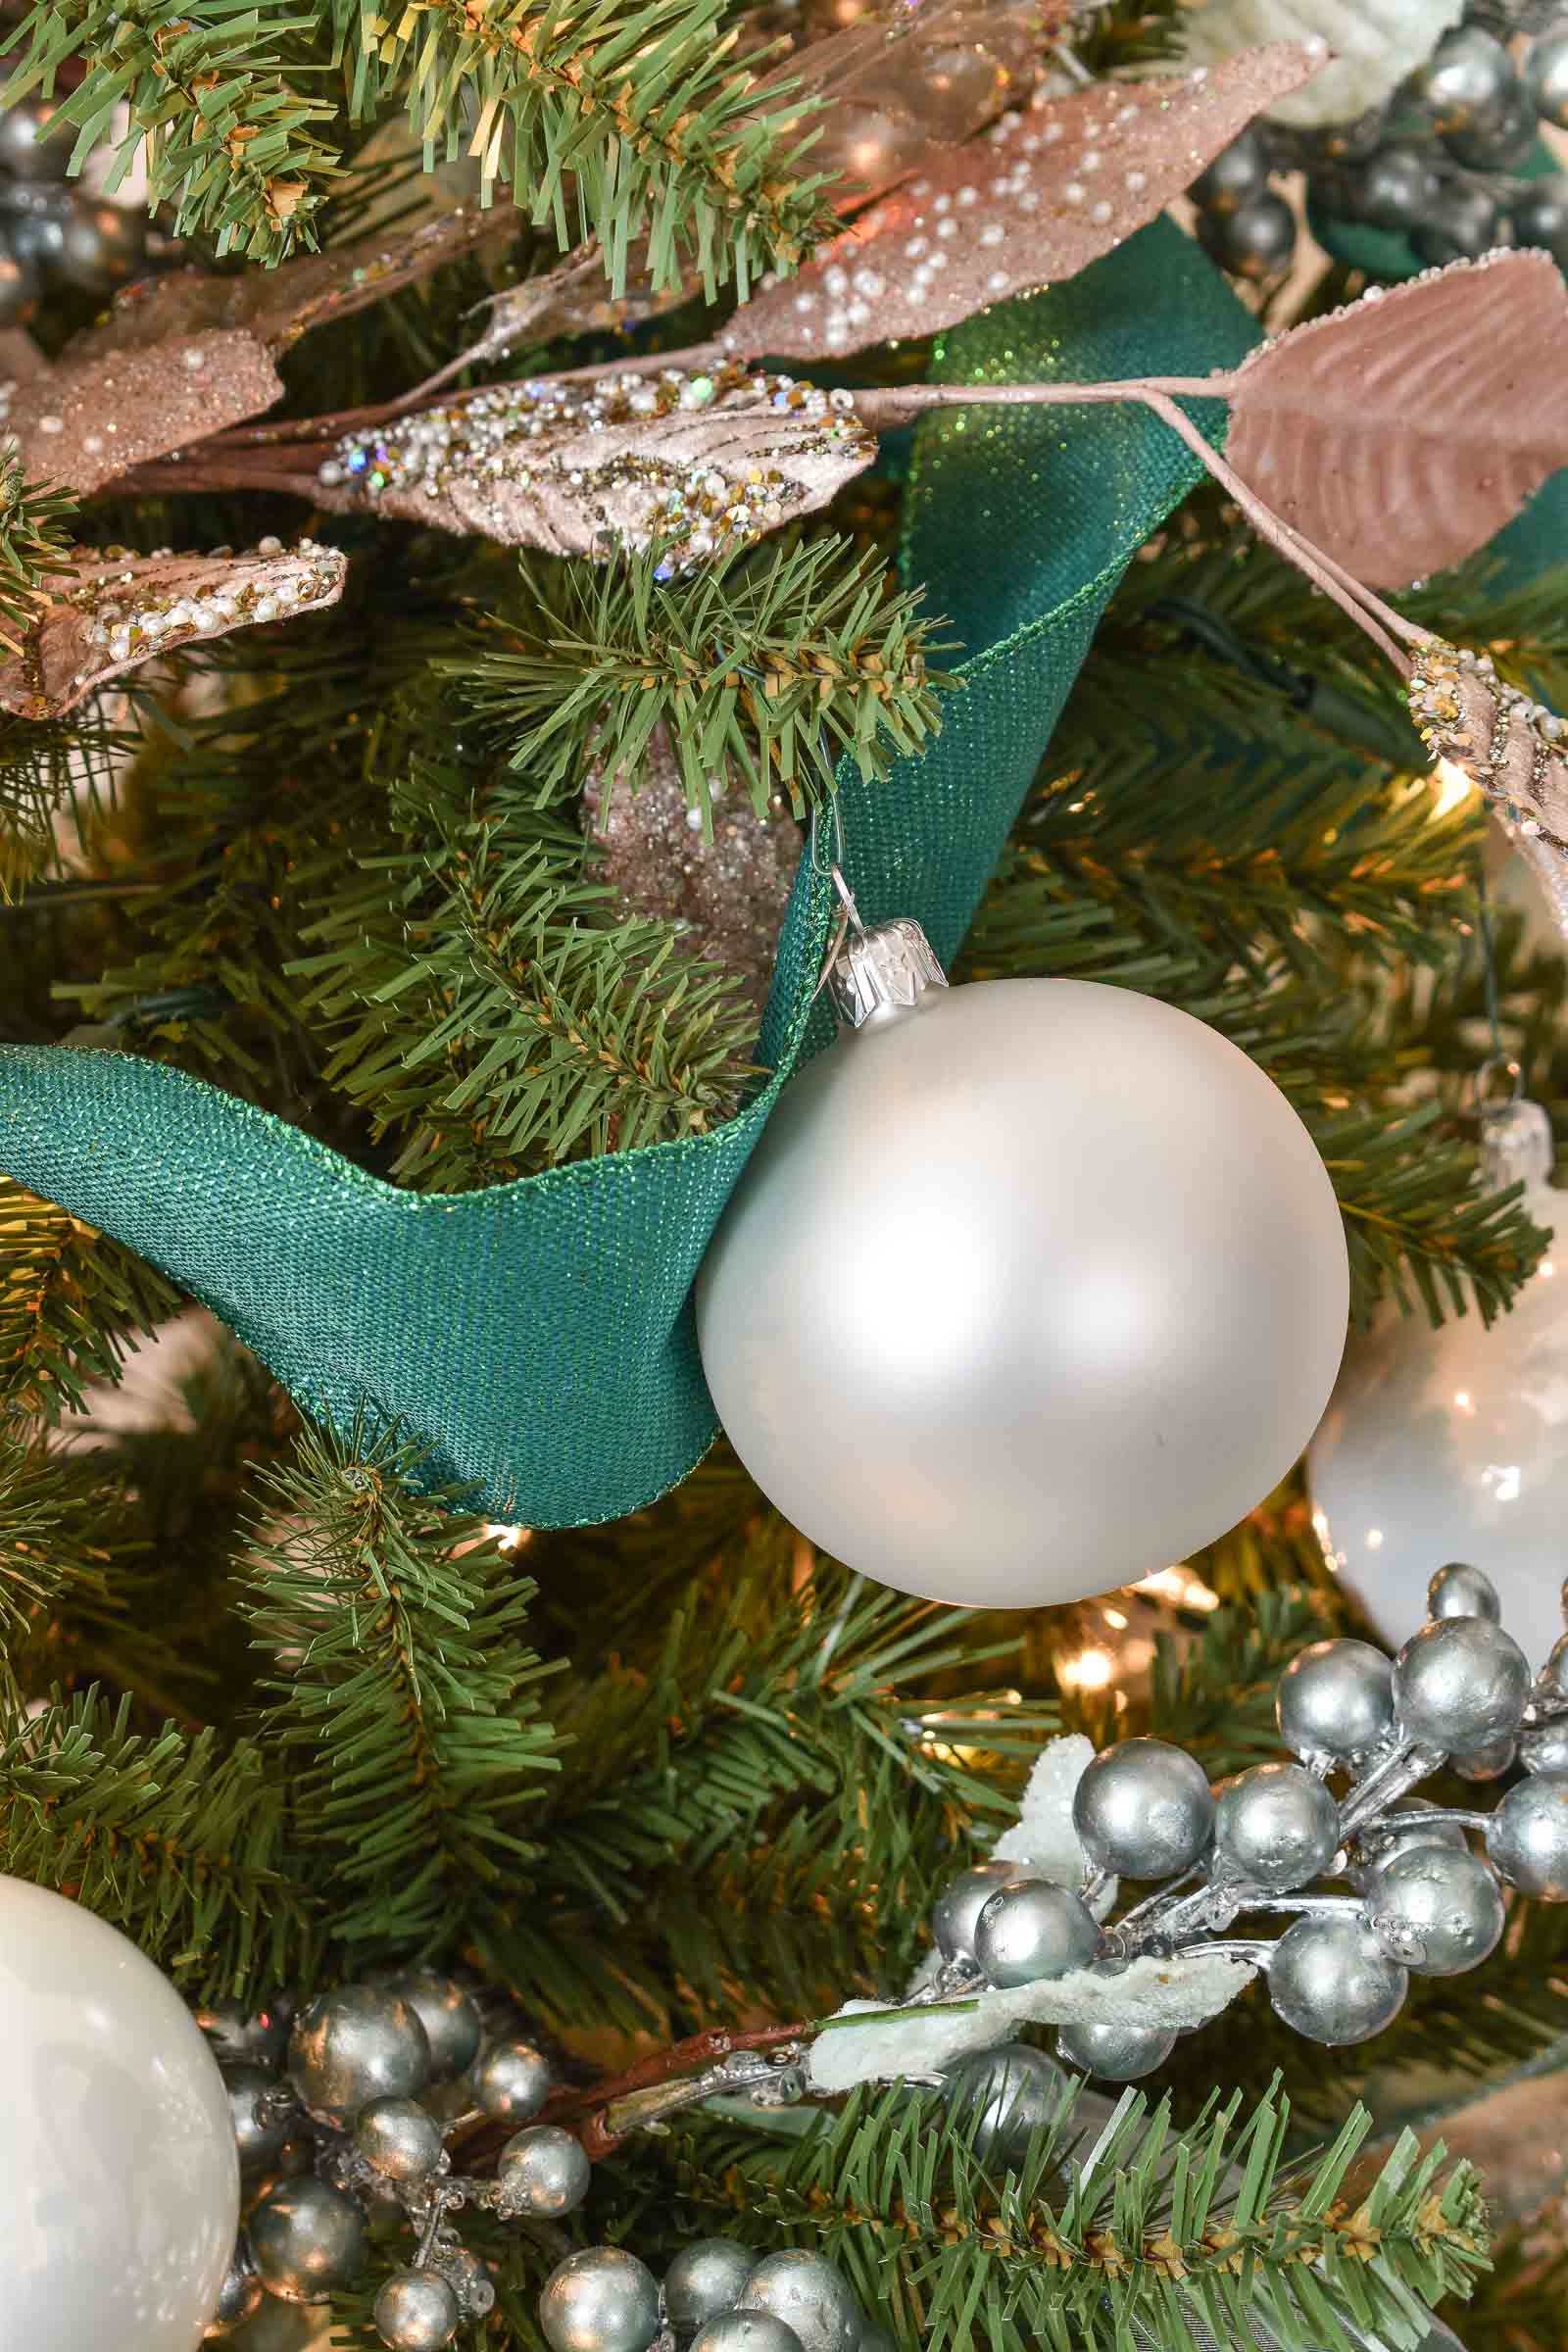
[315,365,875,563]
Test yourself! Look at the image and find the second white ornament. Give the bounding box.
[1310,1091,1567,1669]
[2,1875,239,2352]
[697,904,1348,1607]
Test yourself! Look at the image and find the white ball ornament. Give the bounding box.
[697,913,1348,1607]
[1310,1097,1568,1672]
[0,1875,240,2351]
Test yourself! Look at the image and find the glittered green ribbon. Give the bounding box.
[0,225,1256,1523]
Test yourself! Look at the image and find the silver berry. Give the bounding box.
[355,2094,446,2181]
[737,2251,859,2352]
[1452,1736,1516,1783]
[0,98,68,181]
[249,2177,368,2303]
[1055,2015,1175,2082]
[1190,130,1268,217]
[1267,1915,1407,2046]
[931,1860,1036,1962]
[288,1985,430,2125]
[1520,1719,1568,1774]
[1071,1738,1215,1880]
[1213,1764,1339,1892]
[205,2237,263,2335]
[665,2239,758,2333]
[1411,183,1503,267]
[1345,145,1437,232]
[1488,1770,1568,1898]
[1415,26,1518,133]
[197,1994,293,2073]
[940,2040,1062,2160]
[1427,1562,1500,1623]
[1364,1842,1505,1975]
[541,2248,663,2352]
[1392,1617,1531,1753]
[1526,31,1568,126]
[498,2123,591,2217]
[692,2319,805,2352]
[384,1973,483,2082]
[1350,1799,1466,1887]
[973,1880,1102,1987]
[1276,1640,1394,1767]
[474,2034,553,2120]
[1546,1632,1568,1697]
[224,2063,294,2170]
[1200,190,1297,281]
[375,2268,461,2352]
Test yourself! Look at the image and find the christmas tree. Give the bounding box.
[8,2,1568,2348]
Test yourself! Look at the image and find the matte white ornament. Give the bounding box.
[1,1876,240,2349]
[1175,0,1465,125]
[698,918,1348,1608]
[1310,1098,1568,1677]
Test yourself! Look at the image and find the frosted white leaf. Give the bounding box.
[990,1734,1118,1919]
[1175,0,1464,124]
[806,1952,1254,2093]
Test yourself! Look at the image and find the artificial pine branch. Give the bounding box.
[240,1418,564,1960]
[5,0,346,262]
[0,1433,121,1704]
[295,750,764,1184]
[0,1178,180,1420]
[478,1566,1058,2034]
[466,537,952,830]
[370,0,831,297]
[7,0,830,279]
[0,462,76,658]
[0,1685,313,1995]
[1146,1591,1329,1779]
[663,2079,1490,2352]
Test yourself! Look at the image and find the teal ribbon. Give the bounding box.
[0,224,1256,1524]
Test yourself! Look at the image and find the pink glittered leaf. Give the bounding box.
[1,210,515,497]
[721,44,1322,362]
[5,330,284,498]
[0,538,348,718]
[312,363,876,561]
[65,207,514,366]
[1226,251,1568,588]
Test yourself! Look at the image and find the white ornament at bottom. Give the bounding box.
[698,916,1348,1608]
[1,1875,239,2350]
[1309,1099,1568,1673]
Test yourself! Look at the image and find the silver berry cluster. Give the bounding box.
[1192,11,1568,281]
[200,1971,579,2349]
[537,2242,889,2352]
[928,1561,1568,2078]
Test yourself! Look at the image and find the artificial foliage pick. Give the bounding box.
[721,44,1324,360]
[468,534,949,825]
[0,537,348,718]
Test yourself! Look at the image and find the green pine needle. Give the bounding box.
[0,1177,182,1421]
[292,750,764,1185]
[0,1684,312,1995]
[240,1416,564,1961]
[0,460,75,658]
[666,2077,1490,2352]
[465,536,955,833]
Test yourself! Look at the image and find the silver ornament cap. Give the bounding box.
[827,914,947,1030]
